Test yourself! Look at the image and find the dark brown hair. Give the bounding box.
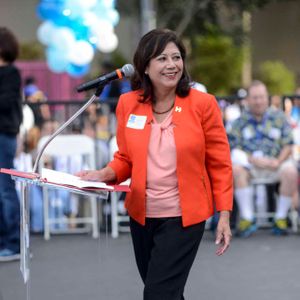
[0,27,19,63]
[131,28,191,102]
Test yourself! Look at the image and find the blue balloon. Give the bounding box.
[36,1,69,26]
[66,63,90,77]
[46,47,69,73]
[37,0,120,61]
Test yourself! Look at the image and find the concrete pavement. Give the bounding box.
[0,229,300,300]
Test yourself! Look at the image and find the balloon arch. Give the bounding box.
[36,0,120,77]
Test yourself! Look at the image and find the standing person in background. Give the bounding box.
[0,27,22,261]
[77,29,233,300]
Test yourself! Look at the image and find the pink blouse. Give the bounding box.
[146,111,182,217]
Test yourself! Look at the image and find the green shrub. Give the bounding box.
[257,60,296,95]
[19,41,45,60]
[189,33,243,95]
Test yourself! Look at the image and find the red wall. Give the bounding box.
[16,61,86,101]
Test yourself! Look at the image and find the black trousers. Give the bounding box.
[130,217,206,300]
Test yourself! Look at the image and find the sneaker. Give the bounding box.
[0,248,20,262]
[272,219,288,236]
[236,219,257,238]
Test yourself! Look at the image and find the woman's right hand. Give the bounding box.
[75,166,117,183]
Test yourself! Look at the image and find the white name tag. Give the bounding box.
[126,114,147,129]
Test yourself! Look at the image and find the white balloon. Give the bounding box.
[37,21,56,45]
[108,9,120,26]
[79,0,97,9]
[68,40,94,65]
[64,0,97,17]
[96,32,118,53]
[50,27,76,52]
[82,11,99,27]
[90,19,113,37]
[103,0,114,9]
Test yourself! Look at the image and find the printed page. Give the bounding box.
[41,168,114,190]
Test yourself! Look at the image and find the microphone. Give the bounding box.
[76,64,134,93]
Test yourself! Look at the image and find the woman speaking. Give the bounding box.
[77,28,233,300]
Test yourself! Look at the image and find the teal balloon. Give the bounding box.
[67,18,89,40]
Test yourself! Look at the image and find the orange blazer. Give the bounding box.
[108,88,233,227]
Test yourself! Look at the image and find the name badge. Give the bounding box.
[126,114,147,129]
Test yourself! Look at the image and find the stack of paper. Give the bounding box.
[41,168,114,190]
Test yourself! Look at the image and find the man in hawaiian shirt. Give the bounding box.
[228,80,298,237]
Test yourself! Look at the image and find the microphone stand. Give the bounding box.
[33,85,104,172]
[20,85,104,284]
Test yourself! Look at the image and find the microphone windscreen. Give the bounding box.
[122,64,135,78]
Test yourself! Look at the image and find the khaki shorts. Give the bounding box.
[250,159,296,183]
[231,148,297,183]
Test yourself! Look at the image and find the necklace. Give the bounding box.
[152,103,174,114]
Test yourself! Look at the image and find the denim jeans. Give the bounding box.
[0,133,20,253]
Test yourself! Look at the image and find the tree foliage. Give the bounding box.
[156,0,217,37]
[116,0,296,95]
[189,29,243,95]
[257,60,296,94]
[155,0,289,38]
[116,0,293,44]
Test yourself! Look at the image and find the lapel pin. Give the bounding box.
[175,106,182,112]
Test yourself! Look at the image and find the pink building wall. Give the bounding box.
[16,61,87,101]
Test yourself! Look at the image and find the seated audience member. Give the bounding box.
[99,60,132,113]
[99,61,132,136]
[224,99,242,132]
[227,80,298,237]
[290,87,300,127]
[270,95,282,111]
[25,89,51,129]
[24,76,38,99]
[190,81,207,93]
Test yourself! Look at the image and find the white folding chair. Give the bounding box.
[251,177,298,233]
[37,134,99,240]
[109,136,130,238]
[110,181,130,238]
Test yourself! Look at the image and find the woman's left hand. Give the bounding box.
[215,211,232,256]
